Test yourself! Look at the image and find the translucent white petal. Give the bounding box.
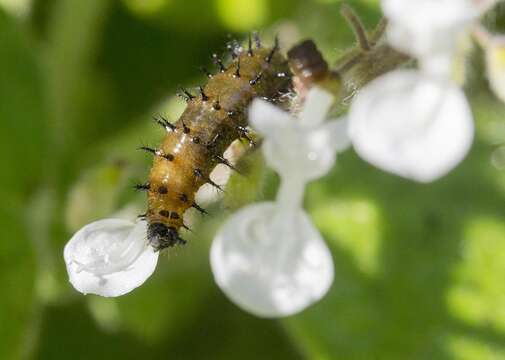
[262,125,339,181]
[382,0,491,31]
[482,0,499,12]
[386,21,463,59]
[248,99,292,135]
[382,0,490,57]
[64,219,158,297]
[418,53,457,79]
[299,87,334,127]
[349,70,474,183]
[210,203,334,318]
[250,88,345,181]
[319,118,351,153]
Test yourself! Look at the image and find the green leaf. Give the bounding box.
[0,12,47,195]
[0,10,43,358]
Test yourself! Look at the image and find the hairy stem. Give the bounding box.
[332,7,411,107]
[340,4,371,51]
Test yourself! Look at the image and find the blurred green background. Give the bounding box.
[2,0,505,359]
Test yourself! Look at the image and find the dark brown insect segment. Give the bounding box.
[144,40,292,251]
[287,40,329,87]
[287,39,340,97]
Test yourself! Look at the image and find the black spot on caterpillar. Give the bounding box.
[141,37,292,251]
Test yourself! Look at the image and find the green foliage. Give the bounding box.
[0,9,42,359]
[1,0,505,359]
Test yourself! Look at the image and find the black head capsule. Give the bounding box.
[147,222,185,251]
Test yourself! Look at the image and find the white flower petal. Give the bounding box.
[210,203,334,318]
[248,98,292,135]
[382,0,489,57]
[386,19,465,59]
[383,0,482,30]
[470,0,498,14]
[262,126,338,181]
[319,118,351,153]
[64,219,158,297]
[349,70,474,183]
[418,53,457,79]
[299,87,334,127]
[249,87,345,181]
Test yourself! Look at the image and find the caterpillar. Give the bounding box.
[139,36,292,251]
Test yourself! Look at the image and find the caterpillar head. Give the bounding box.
[147,222,186,251]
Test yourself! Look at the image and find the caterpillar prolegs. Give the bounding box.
[139,37,305,251]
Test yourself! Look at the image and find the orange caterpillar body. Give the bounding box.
[141,42,292,250]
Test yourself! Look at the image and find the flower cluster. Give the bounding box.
[210,88,349,317]
[348,0,498,183]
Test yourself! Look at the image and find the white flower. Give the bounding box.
[211,203,334,318]
[382,0,495,59]
[251,88,350,181]
[64,219,159,297]
[347,0,493,182]
[210,87,348,318]
[349,70,473,183]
